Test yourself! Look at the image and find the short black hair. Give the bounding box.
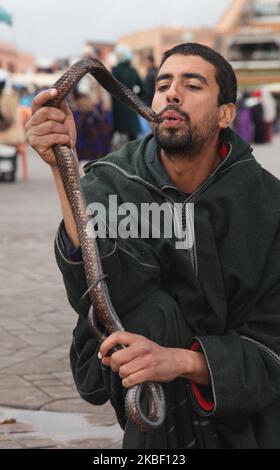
[160,43,237,106]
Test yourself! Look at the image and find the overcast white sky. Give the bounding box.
[0,0,231,59]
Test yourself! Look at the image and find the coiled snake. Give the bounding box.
[45,58,166,432]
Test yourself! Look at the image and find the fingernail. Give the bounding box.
[50,88,57,96]
[98,352,102,359]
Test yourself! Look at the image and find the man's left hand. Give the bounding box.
[98,331,195,388]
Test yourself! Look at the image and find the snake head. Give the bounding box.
[148,110,162,124]
[154,113,163,124]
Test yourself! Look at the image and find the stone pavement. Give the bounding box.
[0,137,280,449]
[0,146,123,448]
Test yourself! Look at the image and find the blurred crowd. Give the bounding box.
[0,44,159,182]
[234,87,279,144]
[0,44,279,183]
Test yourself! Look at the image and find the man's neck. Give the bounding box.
[160,139,221,194]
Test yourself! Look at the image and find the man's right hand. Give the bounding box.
[26,88,77,168]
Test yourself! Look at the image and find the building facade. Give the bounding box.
[117,0,280,87]
[215,0,280,87]
[118,26,215,71]
[0,41,35,73]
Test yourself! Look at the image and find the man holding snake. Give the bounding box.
[26,43,280,449]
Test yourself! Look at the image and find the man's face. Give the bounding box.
[152,54,221,158]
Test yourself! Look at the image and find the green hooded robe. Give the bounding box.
[55,129,280,449]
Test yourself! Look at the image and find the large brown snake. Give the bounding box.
[45,58,166,432]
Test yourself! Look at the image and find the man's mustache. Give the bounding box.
[156,105,191,124]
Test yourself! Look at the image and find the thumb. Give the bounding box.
[60,99,71,115]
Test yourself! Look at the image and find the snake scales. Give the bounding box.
[45,57,166,432]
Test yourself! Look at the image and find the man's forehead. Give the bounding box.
[158,54,216,78]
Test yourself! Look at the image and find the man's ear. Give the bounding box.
[219,103,237,129]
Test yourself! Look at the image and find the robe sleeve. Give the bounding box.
[190,229,280,418]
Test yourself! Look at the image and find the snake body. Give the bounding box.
[46,58,166,432]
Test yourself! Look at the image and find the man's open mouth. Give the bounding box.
[159,110,184,128]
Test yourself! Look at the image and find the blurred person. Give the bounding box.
[72,78,112,170]
[234,90,253,142]
[0,70,25,145]
[142,54,158,107]
[261,86,277,143]
[137,54,159,138]
[0,70,25,182]
[274,99,280,133]
[16,85,33,180]
[18,85,34,108]
[26,43,280,449]
[247,89,266,144]
[111,45,144,148]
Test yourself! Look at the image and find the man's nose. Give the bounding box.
[166,84,182,104]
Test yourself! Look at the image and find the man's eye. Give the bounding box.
[157,84,169,92]
[186,84,201,91]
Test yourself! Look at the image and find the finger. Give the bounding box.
[31,88,57,114]
[107,347,140,373]
[28,133,71,148]
[26,107,67,129]
[119,357,145,379]
[31,121,69,137]
[101,356,111,368]
[122,369,148,389]
[60,99,72,115]
[99,332,138,358]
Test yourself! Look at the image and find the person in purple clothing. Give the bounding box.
[72,89,112,165]
[235,91,253,143]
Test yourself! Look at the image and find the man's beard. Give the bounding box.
[153,105,216,160]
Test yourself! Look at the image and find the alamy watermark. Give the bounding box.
[86,195,195,250]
